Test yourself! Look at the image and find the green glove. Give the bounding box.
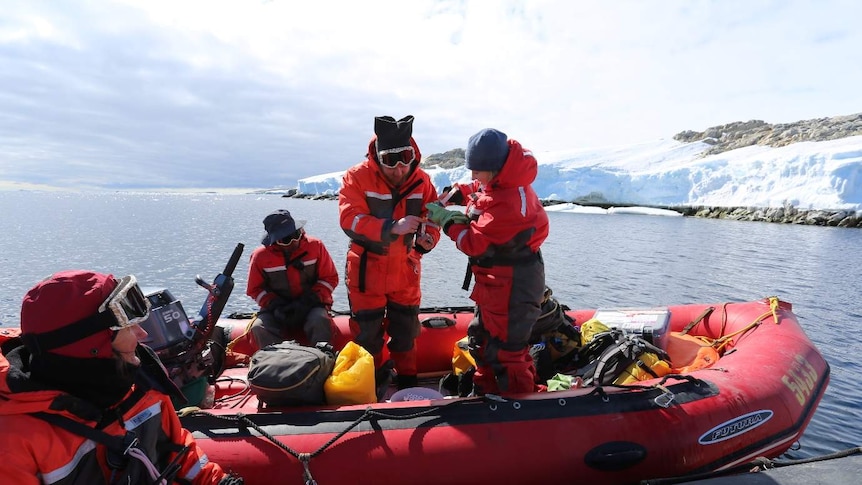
[547,373,575,392]
[425,203,469,230]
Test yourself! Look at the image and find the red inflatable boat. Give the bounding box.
[178,297,829,485]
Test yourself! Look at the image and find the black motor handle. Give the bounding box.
[222,243,244,277]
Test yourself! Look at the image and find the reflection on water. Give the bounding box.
[1,191,860,458]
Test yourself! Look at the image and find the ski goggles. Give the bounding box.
[378,146,415,168]
[100,275,152,331]
[276,228,304,246]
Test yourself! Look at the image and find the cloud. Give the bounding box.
[1,0,861,189]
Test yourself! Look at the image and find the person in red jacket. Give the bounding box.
[338,115,441,391]
[0,270,241,484]
[246,209,338,349]
[427,128,550,396]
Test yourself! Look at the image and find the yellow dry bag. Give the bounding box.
[324,341,377,405]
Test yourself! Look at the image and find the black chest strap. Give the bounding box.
[31,410,188,483]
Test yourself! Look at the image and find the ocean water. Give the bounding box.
[1,191,860,459]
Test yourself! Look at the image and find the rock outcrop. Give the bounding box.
[673,112,862,156]
[422,148,465,169]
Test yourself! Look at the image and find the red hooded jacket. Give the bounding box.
[0,344,228,485]
[446,138,549,261]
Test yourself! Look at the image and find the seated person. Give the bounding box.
[247,209,338,349]
[0,270,241,483]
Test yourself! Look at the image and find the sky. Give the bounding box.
[299,135,862,212]
[1,0,861,191]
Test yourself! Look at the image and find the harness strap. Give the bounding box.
[284,251,309,271]
[681,306,714,335]
[348,240,388,294]
[97,384,148,429]
[468,250,542,268]
[462,250,542,291]
[281,250,311,294]
[392,179,423,208]
[32,412,130,451]
[590,337,628,386]
[461,263,472,291]
[21,312,116,356]
[359,250,368,293]
[350,239,387,255]
[32,409,186,484]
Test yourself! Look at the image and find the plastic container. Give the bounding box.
[590,308,671,349]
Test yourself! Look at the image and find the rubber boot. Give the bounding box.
[374,359,396,402]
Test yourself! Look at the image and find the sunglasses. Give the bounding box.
[276,229,303,246]
[100,275,151,331]
[378,146,415,168]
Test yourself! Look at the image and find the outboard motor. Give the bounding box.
[140,288,194,360]
[139,243,244,406]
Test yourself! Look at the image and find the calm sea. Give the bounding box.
[1,191,860,459]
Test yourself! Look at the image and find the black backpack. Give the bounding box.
[576,330,670,386]
[248,341,336,406]
[529,293,582,383]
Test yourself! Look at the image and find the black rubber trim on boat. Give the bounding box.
[182,379,719,439]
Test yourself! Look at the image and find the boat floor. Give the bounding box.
[380,373,452,402]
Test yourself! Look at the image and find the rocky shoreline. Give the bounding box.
[612,206,862,228]
[680,205,861,228]
[544,200,862,228]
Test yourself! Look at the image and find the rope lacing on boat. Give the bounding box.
[708,296,781,353]
[679,297,782,355]
[184,401,465,484]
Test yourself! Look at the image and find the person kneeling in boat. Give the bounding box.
[427,128,550,396]
[247,209,338,349]
[0,270,242,484]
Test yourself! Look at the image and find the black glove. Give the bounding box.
[265,296,289,310]
[300,291,323,309]
[441,186,465,205]
[272,300,306,326]
[219,474,244,485]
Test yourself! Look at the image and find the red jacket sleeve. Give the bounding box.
[310,239,338,306]
[245,246,272,308]
[445,189,533,258]
[338,165,390,243]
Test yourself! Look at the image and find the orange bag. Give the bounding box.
[665,331,719,373]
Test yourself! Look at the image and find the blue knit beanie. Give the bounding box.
[465,128,510,171]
